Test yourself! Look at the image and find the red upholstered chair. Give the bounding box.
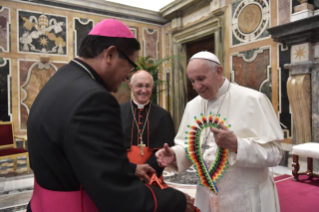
[0,121,30,173]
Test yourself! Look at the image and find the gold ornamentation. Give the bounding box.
[294,46,306,60]
[39,37,48,46]
[138,141,146,156]
[238,4,262,34]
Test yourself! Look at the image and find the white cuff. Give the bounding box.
[170,145,193,174]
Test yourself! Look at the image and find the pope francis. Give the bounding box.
[156,51,283,212]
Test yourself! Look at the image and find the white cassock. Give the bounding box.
[170,78,283,212]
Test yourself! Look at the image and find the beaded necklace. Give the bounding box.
[185,113,232,193]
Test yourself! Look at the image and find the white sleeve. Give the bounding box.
[228,93,284,167]
[168,104,193,173]
[228,138,282,167]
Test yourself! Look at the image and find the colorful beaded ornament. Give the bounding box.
[185,112,231,193]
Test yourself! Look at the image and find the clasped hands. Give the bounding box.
[156,122,238,168]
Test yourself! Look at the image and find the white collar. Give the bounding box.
[132,99,150,109]
[214,78,229,99]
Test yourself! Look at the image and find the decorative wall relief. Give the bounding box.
[18,10,67,55]
[231,0,270,46]
[0,58,11,121]
[18,60,66,130]
[73,18,93,57]
[278,44,292,138]
[182,6,210,27]
[291,43,310,63]
[143,28,158,60]
[0,7,10,52]
[231,47,272,101]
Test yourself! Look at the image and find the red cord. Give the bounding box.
[144,184,157,212]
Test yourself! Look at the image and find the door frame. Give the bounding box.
[170,14,224,130]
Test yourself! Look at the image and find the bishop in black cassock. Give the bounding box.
[121,99,175,177]
[121,70,175,177]
[26,19,188,212]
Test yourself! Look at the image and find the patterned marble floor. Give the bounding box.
[0,157,32,212]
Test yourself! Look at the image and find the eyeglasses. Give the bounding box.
[132,83,153,89]
[116,47,137,72]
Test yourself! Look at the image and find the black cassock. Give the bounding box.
[120,101,175,177]
[27,59,186,212]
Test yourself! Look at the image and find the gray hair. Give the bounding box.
[130,71,154,85]
[204,60,218,72]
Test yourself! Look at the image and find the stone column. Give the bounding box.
[214,27,223,67]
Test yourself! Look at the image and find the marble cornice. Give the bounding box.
[267,15,319,46]
[172,16,220,44]
[160,0,210,20]
[7,0,167,25]
[284,61,319,75]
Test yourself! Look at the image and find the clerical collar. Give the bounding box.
[132,99,150,109]
[71,58,107,90]
[214,78,229,99]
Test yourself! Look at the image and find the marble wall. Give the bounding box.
[231,47,272,101]
[0,1,163,135]
[278,44,292,139]
[73,18,93,58]
[277,0,291,25]
[0,7,10,52]
[0,58,11,122]
[18,60,66,130]
[224,0,290,142]
[143,28,159,60]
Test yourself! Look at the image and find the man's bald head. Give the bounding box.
[130,70,154,85]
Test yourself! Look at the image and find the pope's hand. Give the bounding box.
[210,122,238,152]
[135,164,155,183]
[155,143,175,167]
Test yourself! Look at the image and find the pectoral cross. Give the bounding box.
[138,140,146,156]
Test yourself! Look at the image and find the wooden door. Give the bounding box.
[186,35,215,102]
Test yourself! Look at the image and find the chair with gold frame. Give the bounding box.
[0,121,30,173]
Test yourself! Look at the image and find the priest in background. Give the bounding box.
[27,19,193,212]
[121,70,175,177]
[156,51,283,212]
